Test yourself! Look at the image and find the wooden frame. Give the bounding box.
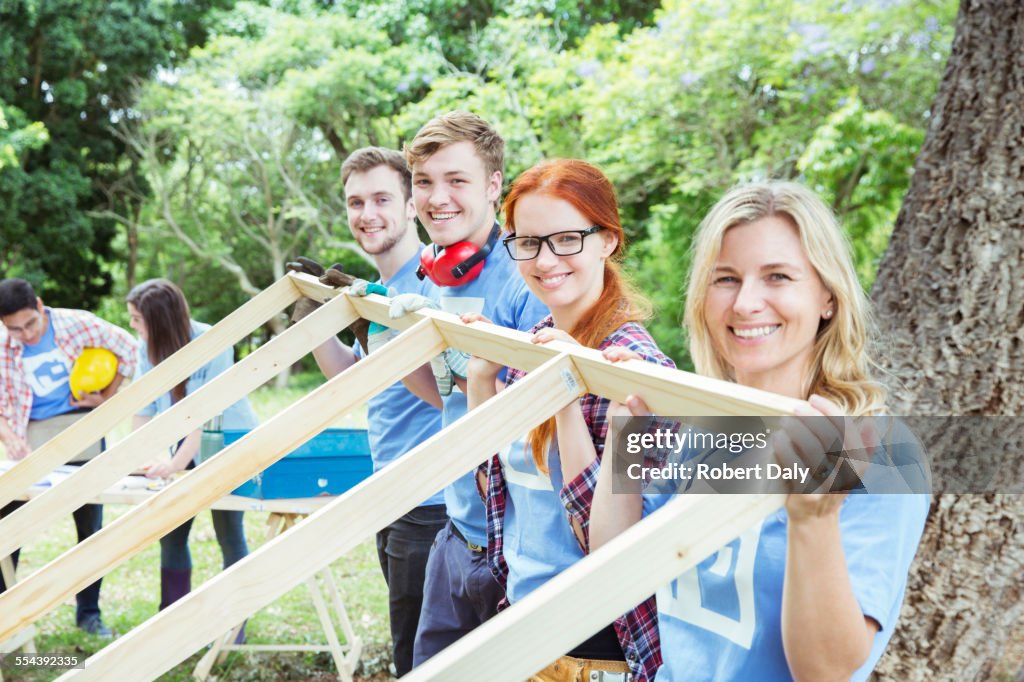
[0,290,360,563]
[0,275,300,509]
[0,273,801,680]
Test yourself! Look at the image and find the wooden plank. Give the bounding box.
[0,317,447,641]
[292,273,805,416]
[405,493,786,682]
[0,293,361,562]
[0,276,301,507]
[56,353,585,682]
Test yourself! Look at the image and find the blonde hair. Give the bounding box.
[684,181,886,416]
[404,111,504,179]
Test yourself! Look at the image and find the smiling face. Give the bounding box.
[127,302,148,342]
[704,214,833,397]
[1,298,47,346]
[411,141,501,247]
[511,192,617,328]
[344,164,416,256]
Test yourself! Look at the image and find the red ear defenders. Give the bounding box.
[416,223,501,287]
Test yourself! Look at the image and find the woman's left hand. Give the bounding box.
[531,327,579,347]
[145,459,185,480]
[776,394,878,522]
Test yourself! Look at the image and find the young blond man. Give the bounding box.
[391,112,549,664]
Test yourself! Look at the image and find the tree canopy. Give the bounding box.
[3,0,956,364]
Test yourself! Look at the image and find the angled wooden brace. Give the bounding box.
[0,276,301,508]
[0,292,361,563]
[0,317,446,642]
[56,353,586,681]
[405,493,787,681]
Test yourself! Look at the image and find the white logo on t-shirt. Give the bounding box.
[658,520,763,649]
[22,350,71,396]
[498,438,553,491]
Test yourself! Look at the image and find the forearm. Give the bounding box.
[589,437,643,550]
[554,405,594,483]
[466,371,499,411]
[311,337,357,379]
[781,514,875,681]
[402,363,443,410]
[100,373,126,401]
[171,429,202,469]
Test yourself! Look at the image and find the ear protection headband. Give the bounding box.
[416,223,501,287]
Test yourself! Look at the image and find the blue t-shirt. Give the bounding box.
[354,251,445,507]
[436,243,549,547]
[22,311,75,420]
[645,478,929,680]
[135,320,258,433]
[500,437,583,603]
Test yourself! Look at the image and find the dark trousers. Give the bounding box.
[376,504,448,677]
[159,509,249,570]
[0,500,104,625]
[412,520,505,667]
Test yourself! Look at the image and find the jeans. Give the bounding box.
[159,509,249,570]
[412,520,505,666]
[0,500,104,625]
[376,504,448,676]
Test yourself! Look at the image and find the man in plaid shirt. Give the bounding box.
[0,277,137,638]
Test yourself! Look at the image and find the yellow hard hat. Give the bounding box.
[69,348,119,400]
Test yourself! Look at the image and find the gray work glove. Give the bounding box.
[388,293,439,319]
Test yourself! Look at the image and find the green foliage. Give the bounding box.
[5,0,955,372]
[0,0,235,308]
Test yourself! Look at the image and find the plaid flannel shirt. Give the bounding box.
[481,315,675,682]
[0,307,137,439]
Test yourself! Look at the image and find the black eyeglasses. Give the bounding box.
[503,226,603,261]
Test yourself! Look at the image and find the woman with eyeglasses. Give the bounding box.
[461,159,674,682]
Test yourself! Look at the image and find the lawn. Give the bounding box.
[2,371,396,682]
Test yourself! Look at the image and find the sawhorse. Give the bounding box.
[192,512,363,681]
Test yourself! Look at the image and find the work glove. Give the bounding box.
[387,293,439,319]
[285,257,369,350]
[348,279,396,337]
[285,257,356,322]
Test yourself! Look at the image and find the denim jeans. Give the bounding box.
[376,504,448,676]
[1,500,103,625]
[412,520,505,666]
[159,509,248,570]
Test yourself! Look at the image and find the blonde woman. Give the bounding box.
[592,182,929,681]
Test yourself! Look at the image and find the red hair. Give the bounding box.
[503,159,650,472]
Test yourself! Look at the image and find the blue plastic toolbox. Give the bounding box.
[220,428,372,499]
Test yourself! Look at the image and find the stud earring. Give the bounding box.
[824,309,834,319]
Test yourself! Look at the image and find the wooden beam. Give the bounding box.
[405,493,786,682]
[0,276,301,507]
[56,353,586,682]
[0,293,361,562]
[0,317,446,641]
[291,273,805,416]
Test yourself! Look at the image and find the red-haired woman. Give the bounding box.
[461,159,674,681]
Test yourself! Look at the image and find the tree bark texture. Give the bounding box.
[870,1,1023,680]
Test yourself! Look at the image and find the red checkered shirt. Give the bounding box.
[0,307,137,439]
[482,316,675,681]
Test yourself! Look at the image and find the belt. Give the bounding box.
[449,522,485,553]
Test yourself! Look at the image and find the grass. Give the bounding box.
[3,371,394,682]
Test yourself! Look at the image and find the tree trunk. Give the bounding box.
[869,1,1024,680]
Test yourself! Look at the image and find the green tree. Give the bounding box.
[0,0,232,308]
